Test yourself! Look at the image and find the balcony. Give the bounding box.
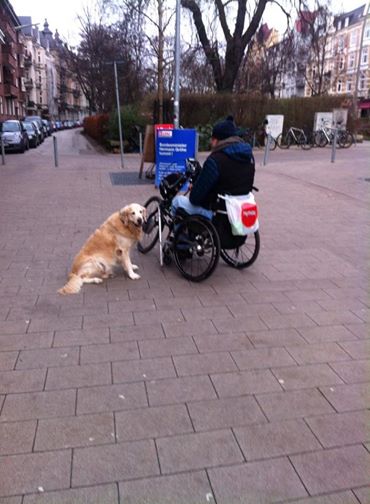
[35,81,41,89]
[24,54,32,67]
[3,82,18,97]
[1,49,17,69]
[24,78,33,90]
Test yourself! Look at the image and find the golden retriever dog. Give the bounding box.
[58,203,146,295]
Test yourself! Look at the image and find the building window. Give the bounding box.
[339,56,344,70]
[365,24,370,39]
[348,53,355,68]
[346,79,352,92]
[360,74,366,90]
[337,20,342,31]
[40,96,42,103]
[361,48,368,65]
[0,96,3,114]
[337,79,342,92]
[344,17,349,28]
[338,36,344,50]
[350,30,358,47]
[0,65,2,84]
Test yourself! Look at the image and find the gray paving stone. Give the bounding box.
[227,302,280,318]
[0,332,53,352]
[330,360,370,384]
[0,389,76,422]
[113,356,176,383]
[339,340,370,359]
[119,471,212,504]
[16,347,79,369]
[80,341,139,364]
[193,332,253,353]
[72,439,159,487]
[208,458,307,503]
[133,309,184,325]
[286,342,351,364]
[234,418,321,461]
[297,325,360,344]
[53,328,109,347]
[213,316,268,333]
[110,323,165,342]
[0,497,22,504]
[211,369,282,397]
[77,382,147,414]
[353,487,370,504]
[138,336,198,358]
[0,369,46,394]
[45,362,111,390]
[162,319,216,338]
[34,412,114,450]
[108,299,157,313]
[83,313,134,330]
[271,363,344,390]
[320,383,370,412]
[0,420,36,455]
[0,352,18,371]
[115,404,193,442]
[256,388,335,421]
[0,450,71,497]
[286,490,360,503]
[271,299,323,315]
[306,410,370,448]
[188,396,266,431]
[146,375,217,406]
[0,320,30,335]
[154,296,203,310]
[291,445,370,495]
[23,484,119,504]
[28,316,82,333]
[259,312,317,330]
[231,347,296,370]
[248,328,306,347]
[309,310,364,326]
[345,323,369,339]
[173,352,237,376]
[157,429,243,474]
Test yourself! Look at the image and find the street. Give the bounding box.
[0,128,369,503]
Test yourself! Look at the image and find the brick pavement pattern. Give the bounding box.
[0,130,369,503]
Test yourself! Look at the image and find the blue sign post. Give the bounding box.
[155,128,197,187]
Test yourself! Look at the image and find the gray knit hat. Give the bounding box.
[211,118,237,140]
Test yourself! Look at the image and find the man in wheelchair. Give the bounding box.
[172,116,255,248]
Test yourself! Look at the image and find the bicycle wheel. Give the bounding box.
[268,136,277,151]
[137,196,162,253]
[173,216,220,282]
[277,133,290,149]
[220,230,260,269]
[314,130,328,147]
[299,131,313,150]
[338,131,354,149]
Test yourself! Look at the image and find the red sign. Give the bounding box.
[241,203,258,228]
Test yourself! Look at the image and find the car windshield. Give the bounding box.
[23,123,33,131]
[2,122,19,132]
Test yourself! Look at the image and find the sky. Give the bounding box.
[10,0,367,47]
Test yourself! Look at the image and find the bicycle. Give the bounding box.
[314,127,354,148]
[240,125,277,151]
[277,126,313,150]
[138,159,260,282]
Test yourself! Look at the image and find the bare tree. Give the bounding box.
[295,0,332,96]
[180,0,290,92]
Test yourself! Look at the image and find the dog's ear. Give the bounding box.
[119,206,130,226]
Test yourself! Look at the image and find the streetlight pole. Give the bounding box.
[353,1,370,131]
[174,0,181,129]
[113,60,124,169]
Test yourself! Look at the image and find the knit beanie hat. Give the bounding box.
[211,117,237,140]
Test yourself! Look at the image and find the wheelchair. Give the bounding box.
[138,159,260,282]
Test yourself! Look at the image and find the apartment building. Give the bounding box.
[0,0,26,121]
[328,5,370,103]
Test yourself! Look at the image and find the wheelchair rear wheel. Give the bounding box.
[220,230,260,269]
[173,216,220,282]
[137,196,162,253]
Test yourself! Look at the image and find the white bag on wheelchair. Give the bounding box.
[222,193,259,236]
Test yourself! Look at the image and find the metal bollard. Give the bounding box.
[139,132,143,155]
[1,137,5,165]
[263,134,271,165]
[331,129,337,163]
[53,136,58,167]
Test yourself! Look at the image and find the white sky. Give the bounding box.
[10,0,367,47]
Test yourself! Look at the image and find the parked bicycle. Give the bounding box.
[240,122,277,151]
[138,159,260,282]
[277,126,313,150]
[314,126,354,149]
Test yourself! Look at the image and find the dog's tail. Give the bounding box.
[58,274,83,295]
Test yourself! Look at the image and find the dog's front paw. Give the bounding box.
[132,264,139,271]
[129,272,141,280]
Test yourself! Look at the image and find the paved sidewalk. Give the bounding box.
[0,130,369,503]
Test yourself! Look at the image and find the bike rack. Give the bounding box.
[158,206,163,267]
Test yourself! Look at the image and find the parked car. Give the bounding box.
[22,121,39,148]
[24,116,45,141]
[0,120,29,153]
[42,119,52,136]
